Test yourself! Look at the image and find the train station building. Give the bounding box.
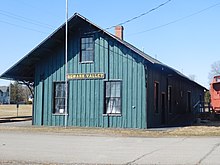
[0,13,206,128]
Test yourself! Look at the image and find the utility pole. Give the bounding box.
[64,0,68,128]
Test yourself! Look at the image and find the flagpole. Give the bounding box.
[64,0,68,128]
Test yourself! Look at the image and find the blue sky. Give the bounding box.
[0,0,220,88]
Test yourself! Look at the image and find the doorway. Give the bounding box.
[161,93,166,125]
[187,91,191,112]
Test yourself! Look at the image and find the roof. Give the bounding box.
[0,13,206,89]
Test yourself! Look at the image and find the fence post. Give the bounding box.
[16,103,19,117]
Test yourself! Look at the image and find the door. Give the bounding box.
[161,93,166,125]
[187,91,191,112]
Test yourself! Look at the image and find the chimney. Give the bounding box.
[115,26,124,40]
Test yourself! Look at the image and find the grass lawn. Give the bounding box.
[0,104,220,137]
[0,104,32,118]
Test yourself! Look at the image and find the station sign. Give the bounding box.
[67,72,105,80]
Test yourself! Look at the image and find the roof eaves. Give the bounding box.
[0,13,75,81]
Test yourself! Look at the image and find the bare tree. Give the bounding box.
[10,81,32,104]
[10,82,24,104]
[208,61,220,83]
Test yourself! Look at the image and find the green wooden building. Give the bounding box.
[0,13,206,128]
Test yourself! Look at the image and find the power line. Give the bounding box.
[0,1,172,36]
[106,0,172,30]
[0,0,174,36]
[0,9,55,29]
[85,0,172,35]
[128,2,220,36]
[0,20,48,34]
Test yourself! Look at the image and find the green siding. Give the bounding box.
[33,30,147,128]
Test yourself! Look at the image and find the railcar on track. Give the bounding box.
[210,76,220,114]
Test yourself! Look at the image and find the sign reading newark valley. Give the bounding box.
[67,73,105,80]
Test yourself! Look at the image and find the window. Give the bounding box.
[168,86,172,113]
[80,36,94,62]
[154,82,159,113]
[104,81,122,114]
[53,82,66,114]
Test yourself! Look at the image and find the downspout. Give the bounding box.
[144,64,148,129]
[64,0,68,128]
[107,40,110,128]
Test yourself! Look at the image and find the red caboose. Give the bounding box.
[210,76,220,114]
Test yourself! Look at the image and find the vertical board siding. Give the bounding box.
[34,30,147,129]
[107,41,146,128]
[30,24,204,129]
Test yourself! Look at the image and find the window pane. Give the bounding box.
[81,51,86,61]
[115,82,121,97]
[85,51,89,61]
[55,83,65,97]
[81,38,86,44]
[81,43,86,50]
[106,82,111,97]
[109,82,121,97]
[88,51,93,61]
[61,90,65,98]
[80,36,94,62]
[106,98,121,114]
[106,98,111,113]
[88,43,93,49]
[82,50,93,62]
[85,37,89,43]
[55,98,65,113]
[110,82,116,97]
[84,51,89,61]
[88,37,93,43]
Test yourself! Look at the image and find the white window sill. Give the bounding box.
[103,114,122,117]
[52,113,68,116]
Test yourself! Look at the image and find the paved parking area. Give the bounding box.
[0,129,220,165]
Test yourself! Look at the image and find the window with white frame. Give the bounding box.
[53,82,66,114]
[80,36,94,62]
[104,81,122,114]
